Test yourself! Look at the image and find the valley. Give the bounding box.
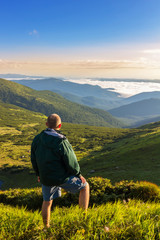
[9,75,160,127]
[0,77,160,239]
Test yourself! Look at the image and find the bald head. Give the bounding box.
[46,114,61,129]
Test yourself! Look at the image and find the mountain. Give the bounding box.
[12,78,120,98]
[0,73,44,79]
[11,78,123,110]
[109,98,160,118]
[108,98,160,127]
[51,90,121,110]
[5,77,160,127]
[123,91,160,104]
[0,78,123,128]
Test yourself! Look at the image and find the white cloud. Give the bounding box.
[64,78,160,97]
[143,49,160,54]
[29,29,39,36]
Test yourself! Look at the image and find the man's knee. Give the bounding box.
[85,181,89,188]
[42,200,53,207]
[81,181,89,192]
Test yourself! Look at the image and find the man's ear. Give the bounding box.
[58,123,62,129]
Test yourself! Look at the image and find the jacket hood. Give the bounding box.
[40,128,66,148]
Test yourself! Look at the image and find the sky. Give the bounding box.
[1,0,160,78]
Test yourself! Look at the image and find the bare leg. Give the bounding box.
[79,182,90,210]
[42,200,53,228]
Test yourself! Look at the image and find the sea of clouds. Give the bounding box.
[64,78,160,97]
[4,75,160,98]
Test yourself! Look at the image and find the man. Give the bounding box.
[31,113,90,228]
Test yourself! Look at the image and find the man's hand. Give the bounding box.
[80,175,86,184]
[37,176,40,182]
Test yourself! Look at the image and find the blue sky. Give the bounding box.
[1,0,160,78]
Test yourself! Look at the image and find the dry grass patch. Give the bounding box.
[0,127,22,135]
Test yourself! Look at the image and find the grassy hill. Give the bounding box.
[80,122,160,185]
[0,100,160,189]
[0,99,160,239]
[0,78,123,128]
[0,101,128,189]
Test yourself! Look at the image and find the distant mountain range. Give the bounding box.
[0,73,44,79]
[109,98,160,118]
[9,76,160,127]
[122,91,160,104]
[1,74,160,127]
[11,78,123,110]
[0,78,123,128]
[108,98,160,127]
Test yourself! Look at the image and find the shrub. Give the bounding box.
[0,177,159,210]
[114,180,137,201]
[87,177,113,205]
[0,188,42,210]
[114,180,160,202]
[129,181,160,201]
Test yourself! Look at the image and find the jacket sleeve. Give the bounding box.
[60,139,81,177]
[31,140,39,176]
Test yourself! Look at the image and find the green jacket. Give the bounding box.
[31,128,81,186]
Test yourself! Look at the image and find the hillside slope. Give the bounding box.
[0,78,123,128]
[0,101,127,189]
[80,121,160,185]
[0,101,160,189]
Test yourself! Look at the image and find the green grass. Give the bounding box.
[1,177,159,239]
[79,125,160,186]
[0,102,130,189]
[0,200,160,240]
[1,101,160,188]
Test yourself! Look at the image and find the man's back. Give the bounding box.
[31,128,80,186]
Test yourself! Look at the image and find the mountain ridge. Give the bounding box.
[11,78,123,110]
[0,78,123,128]
[109,98,160,117]
[123,91,160,104]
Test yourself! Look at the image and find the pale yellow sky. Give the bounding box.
[1,45,160,79]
